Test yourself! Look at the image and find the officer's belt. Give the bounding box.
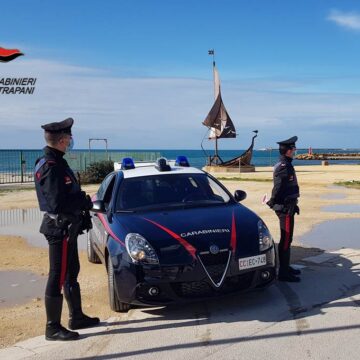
[46,212,82,223]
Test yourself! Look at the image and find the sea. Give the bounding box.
[154,149,360,168]
[0,148,359,174]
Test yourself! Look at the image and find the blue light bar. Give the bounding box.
[121,157,135,170]
[175,155,190,167]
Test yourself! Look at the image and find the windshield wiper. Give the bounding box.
[181,201,225,208]
[115,202,227,213]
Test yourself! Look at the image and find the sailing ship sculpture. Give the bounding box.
[202,50,258,171]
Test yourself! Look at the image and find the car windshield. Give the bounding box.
[116,173,231,211]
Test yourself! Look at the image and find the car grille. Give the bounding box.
[172,281,212,298]
[198,249,231,286]
[222,272,254,292]
[171,272,254,299]
[199,250,229,265]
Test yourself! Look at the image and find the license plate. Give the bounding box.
[239,254,266,270]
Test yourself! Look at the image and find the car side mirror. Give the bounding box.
[234,190,247,202]
[91,200,106,213]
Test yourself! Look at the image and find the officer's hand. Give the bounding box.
[79,210,93,233]
[266,198,275,209]
[84,195,93,210]
[295,205,300,215]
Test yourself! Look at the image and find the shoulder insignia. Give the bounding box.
[274,162,286,171]
[34,158,47,173]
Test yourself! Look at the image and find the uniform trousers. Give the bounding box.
[45,234,80,297]
[276,211,295,273]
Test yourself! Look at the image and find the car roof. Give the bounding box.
[114,161,205,179]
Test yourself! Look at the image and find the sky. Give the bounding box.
[0,0,360,150]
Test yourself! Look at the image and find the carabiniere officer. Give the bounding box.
[267,136,301,282]
[34,118,99,341]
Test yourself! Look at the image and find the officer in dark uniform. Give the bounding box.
[267,136,301,282]
[34,118,99,341]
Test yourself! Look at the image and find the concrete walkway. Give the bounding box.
[1,248,360,360]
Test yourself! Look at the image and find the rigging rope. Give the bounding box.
[200,128,211,161]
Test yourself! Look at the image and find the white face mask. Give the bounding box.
[65,137,74,152]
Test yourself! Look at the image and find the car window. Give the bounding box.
[103,176,116,209]
[97,173,115,201]
[116,173,231,211]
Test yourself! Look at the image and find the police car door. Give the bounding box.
[92,173,116,254]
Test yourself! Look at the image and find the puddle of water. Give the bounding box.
[327,185,345,190]
[320,193,346,200]
[299,218,360,251]
[321,204,360,213]
[0,271,46,308]
[0,208,87,249]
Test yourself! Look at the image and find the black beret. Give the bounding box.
[277,136,298,147]
[41,118,74,135]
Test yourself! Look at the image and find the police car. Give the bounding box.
[88,157,276,312]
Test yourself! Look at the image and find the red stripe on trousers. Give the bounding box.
[284,215,291,251]
[59,236,69,290]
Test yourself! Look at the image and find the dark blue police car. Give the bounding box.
[88,157,276,312]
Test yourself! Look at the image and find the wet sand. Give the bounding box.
[0,166,359,348]
[0,235,114,348]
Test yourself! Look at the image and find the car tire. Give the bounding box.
[87,230,101,264]
[107,257,131,313]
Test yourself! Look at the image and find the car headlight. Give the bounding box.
[125,233,159,264]
[258,220,273,252]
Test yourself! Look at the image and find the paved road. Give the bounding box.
[2,248,360,360]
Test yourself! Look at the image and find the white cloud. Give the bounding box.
[327,9,360,30]
[0,58,360,149]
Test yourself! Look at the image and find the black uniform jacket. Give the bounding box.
[271,155,300,206]
[35,146,89,237]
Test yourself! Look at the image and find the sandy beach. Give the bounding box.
[0,164,359,348]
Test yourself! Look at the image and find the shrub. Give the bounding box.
[80,160,114,184]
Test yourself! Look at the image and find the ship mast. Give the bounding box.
[203,50,236,166]
[209,49,221,164]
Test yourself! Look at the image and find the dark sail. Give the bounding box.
[202,93,236,138]
[201,54,257,168]
[202,64,236,139]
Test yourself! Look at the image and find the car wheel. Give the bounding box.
[87,230,101,264]
[107,256,131,313]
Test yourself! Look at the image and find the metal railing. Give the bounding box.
[0,150,161,184]
[0,150,43,184]
[0,208,42,227]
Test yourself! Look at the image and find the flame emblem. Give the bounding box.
[0,47,24,63]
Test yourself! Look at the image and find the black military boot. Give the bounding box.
[278,268,301,283]
[45,295,79,341]
[288,265,301,275]
[64,282,100,330]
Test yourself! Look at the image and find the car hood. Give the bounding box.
[113,203,262,264]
